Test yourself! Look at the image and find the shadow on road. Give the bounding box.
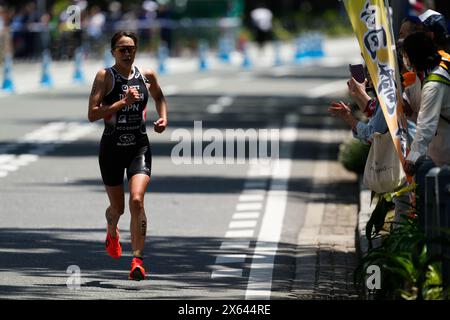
[0,228,359,299]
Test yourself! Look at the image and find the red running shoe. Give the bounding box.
[105,227,122,259]
[129,257,146,281]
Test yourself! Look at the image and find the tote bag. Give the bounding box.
[363,131,406,193]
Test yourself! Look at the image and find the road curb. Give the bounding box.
[356,176,374,259]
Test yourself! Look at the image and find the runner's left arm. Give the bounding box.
[144,69,168,133]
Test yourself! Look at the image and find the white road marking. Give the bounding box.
[229,220,258,229]
[232,212,260,220]
[211,268,243,279]
[225,230,255,238]
[236,203,263,211]
[207,95,234,114]
[0,121,95,179]
[245,113,298,300]
[220,241,250,250]
[238,194,265,202]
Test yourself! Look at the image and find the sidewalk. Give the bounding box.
[290,124,361,299]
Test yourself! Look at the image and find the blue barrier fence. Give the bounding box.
[1,33,326,93]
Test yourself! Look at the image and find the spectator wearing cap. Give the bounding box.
[403,32,450,174]
[419,9,450,58]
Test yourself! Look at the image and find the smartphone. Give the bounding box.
[349,64,366,83]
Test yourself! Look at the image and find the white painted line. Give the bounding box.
[220,241,250,250]
[207,95,234,114]
[211,268,243,279]
[225,230,254,238]
[236,203,263,211]
[238,194,265,202]
[232,212,260,220]
[0,122,95,179]
[207,104,225,114]
[229,220,258,229]
[215,254,247,264]
[245,113,297,300]
[216,96,234,106]
[0,155,15,163]
[16,154,39,163]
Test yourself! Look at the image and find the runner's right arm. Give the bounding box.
[88,69,139,122]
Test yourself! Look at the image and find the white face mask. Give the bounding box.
[403,55,413,72]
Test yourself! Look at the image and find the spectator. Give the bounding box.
[418,9,450,52]
[250,4,273,50]
[156,3,173,54]
[105,1,123,33]
[403,32,450,173]
[0,5,6,61]
[328,45,419,225]
[86,5,106,56]
[397,15,424,123]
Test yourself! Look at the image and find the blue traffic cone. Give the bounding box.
[218,37,231,63]
[274,41,282,66]
[2,53,15,92]
[158,43,168,75]
[310,33,325,58]
[73,47,85,84]
[241,42,252,70]
[40,49,53,87]
[198,40,209,72]
[294,36,306,64]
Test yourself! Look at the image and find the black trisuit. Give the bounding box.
[99,66,152,186]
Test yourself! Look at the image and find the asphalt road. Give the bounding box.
[0,44,359,299]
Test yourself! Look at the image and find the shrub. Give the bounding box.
[355,216,448,300]
[338,137,370,174]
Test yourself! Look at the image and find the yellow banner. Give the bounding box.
[343,0,408,164]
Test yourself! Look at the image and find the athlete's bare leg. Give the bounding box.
[105,184,125,237]
[128,174,150,258]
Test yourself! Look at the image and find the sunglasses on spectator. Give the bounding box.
[115,46,137,54]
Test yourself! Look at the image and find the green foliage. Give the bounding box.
[355,216,448,300]
[283,9,352,36]
[365,195,394,247]
[272,19,293,42]
[338,138,370,175]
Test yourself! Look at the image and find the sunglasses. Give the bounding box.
[114,46,137,54]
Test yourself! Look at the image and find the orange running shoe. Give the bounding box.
[129,257,146,281]
[105,227,122,259]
